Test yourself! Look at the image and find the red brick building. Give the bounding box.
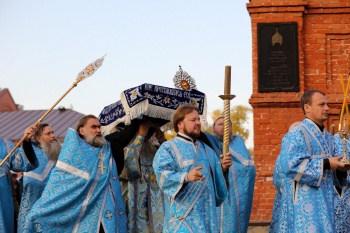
[247,0,350,223]
[0,88,19,112]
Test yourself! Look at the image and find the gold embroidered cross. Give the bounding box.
[98,160,106,174]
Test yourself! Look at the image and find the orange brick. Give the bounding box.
[249,0,348,222]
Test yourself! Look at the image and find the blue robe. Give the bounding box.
[121,135,164,233]
[270,119,336,233]
[153,135,228,233]
[0,139,38,233]
[23,128,127,233]
[333,134,350,233]
[205,134,256,233]
[17,145,56,232]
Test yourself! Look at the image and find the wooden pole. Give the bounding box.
[219,66,235,157]
[0,56,105,167]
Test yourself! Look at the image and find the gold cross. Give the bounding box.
[98,160,106,174]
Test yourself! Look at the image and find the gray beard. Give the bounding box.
[212,132,223,141]
[85,134,106,148]
[41,140,62,161]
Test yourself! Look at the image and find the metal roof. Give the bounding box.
[0,109,85,142]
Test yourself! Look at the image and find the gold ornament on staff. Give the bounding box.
[219,66,235,157]
[0,55,106,167]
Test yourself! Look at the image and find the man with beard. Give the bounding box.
[0,125,38,233]
[199,116,256,233]
[24,115,126,233]
[17,124,62,232]
[153,104,232,233]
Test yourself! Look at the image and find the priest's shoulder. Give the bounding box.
[0,138,14,146]
[282,121,304,139]
[155,140,173,152]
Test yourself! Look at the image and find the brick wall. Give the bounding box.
[247,0,350,222]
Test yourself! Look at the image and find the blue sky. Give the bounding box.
[0,1,253,144]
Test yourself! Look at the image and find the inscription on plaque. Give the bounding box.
[258,22,299,92]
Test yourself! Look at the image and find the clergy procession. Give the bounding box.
[1,59,350,233]
[0,63,256,233]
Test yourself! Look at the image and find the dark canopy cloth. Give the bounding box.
[99,83,208,175]
[98,83,207,135]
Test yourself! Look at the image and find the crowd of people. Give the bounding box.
[0,104,256,233]
[2,89,348,233]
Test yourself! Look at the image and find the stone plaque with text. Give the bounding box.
[258,22,299,92]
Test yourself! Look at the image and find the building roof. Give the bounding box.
[0,108,85,142]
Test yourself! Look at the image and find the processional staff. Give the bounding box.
[338,72,350,166]
[0,55,106,167]
[219,66,235,157]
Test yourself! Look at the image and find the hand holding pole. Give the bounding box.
[0,55,105,167]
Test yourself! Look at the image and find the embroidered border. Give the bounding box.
[24,160,56,182]
[229,148,254,166]
[56,160,90,180]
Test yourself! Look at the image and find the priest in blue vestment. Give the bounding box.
[333,133,350,233]
[17,124,61,232]
[121,119,165,233]
[153,104,232,233]
[270,90,345,233]
[200,116,256,233]
[0,126,38,233]
[23,115,127,233]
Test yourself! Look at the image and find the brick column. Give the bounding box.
[247,0,350,223]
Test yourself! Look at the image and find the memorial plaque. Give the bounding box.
[258,22,299,92]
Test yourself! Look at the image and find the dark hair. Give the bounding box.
[300,90,326,115]
[173,104,199,133]
[76,114,98,138]
[34,123,49,145]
